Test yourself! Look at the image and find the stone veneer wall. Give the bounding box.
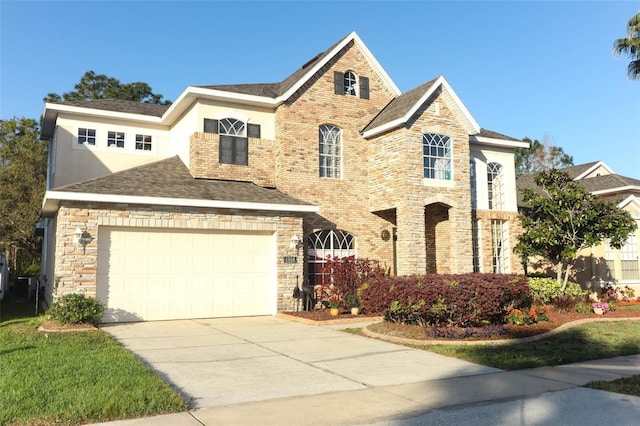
[273,40,398,269]
[369,91,474,275]
[189,132,276,187]
[53,201,304,313]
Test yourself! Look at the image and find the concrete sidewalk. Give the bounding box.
[94,318,640,425]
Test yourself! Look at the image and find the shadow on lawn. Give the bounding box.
[0,296,40,325]
[440,324,640,370]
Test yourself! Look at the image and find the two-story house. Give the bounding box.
[39,32,527,322]
[517,161,640,294]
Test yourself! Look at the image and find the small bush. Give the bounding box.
[575,302,592,314]
[527,277,586,305]
[47,293,105,325]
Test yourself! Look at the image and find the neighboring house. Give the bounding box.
[39,32,526,322]
[517,161,640,293]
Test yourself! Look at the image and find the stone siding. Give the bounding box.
[53,202,304,312]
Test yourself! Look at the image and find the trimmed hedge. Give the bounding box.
[359,273,530,327]
[527,277,586,305]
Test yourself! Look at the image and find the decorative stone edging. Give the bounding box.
[362,316,640,346]
[37,323,99,333]
[277,313,384,326]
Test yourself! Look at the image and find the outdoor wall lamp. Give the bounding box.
[290,235,303,251]
[73,227,92,250]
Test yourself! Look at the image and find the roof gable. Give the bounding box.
[361,75,480,139]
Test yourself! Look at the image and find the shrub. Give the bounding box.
[47,293,105,325]
[575,302,592,314]
[361,273,530,327]
[527,277,586,305]
[504,306,553,325]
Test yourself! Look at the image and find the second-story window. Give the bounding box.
[78,128,96,145]
[423,133,451,180]
[135,134,152,151]
[487,162,504,210]
[344,71,357,96]
[107,131,125,148]
[333,71,369,99]
[319,124,342,178]
[219,118,248,165]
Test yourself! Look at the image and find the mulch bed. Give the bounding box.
[282,305,640,341]
[38,320,98,332]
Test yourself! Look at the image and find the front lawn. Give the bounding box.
[405,321,640,370]
[0,300,188,426]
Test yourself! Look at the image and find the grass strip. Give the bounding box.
[0,302,188,426]
[390,321,640,370]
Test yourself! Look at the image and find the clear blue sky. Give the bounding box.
[1,1,638,177]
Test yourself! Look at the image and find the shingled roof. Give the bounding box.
[47,156,315,208]
[516,164,640,207]
[196,34,348,99]
[362,77,440,133]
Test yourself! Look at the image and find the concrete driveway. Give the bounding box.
[102,316,499,409]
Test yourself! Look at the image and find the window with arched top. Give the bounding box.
[344,71,357,96]
[487,162,504,210]
[307,229,356,286]
[319,124,342,178]
[423,133,451,180]
[218,118,246,136]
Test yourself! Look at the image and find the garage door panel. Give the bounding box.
[97,227,275,322]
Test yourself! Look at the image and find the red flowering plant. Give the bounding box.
[315,285,342,309]
[328,293,341,309]
[504,305,554,326]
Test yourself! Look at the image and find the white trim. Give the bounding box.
[361,76,481,139]
[44,102,164,124]
[470,136,529,149]
[618,195,640,211]
[574,161,614,180]
[41,190,319,216]
[592,186,640,196]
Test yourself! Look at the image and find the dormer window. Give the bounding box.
[333,71,369,99]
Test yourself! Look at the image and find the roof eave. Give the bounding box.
[42,190,319,215]
[470,135,529,149]
[591,186,640,196]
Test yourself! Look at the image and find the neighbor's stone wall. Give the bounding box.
[53,202,304,312]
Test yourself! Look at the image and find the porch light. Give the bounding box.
[73,227,83,246]
[290,235,301,250]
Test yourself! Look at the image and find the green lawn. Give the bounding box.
[410,321,640,370]
[0,300,188,426]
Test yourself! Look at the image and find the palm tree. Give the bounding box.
[613,12,640,80]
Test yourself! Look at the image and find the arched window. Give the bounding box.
[423,133,451,180]
[219,118,247,165]
[344,71,357,96]
[218,118,246,136]
[487,162,504,210]
[307,229,356,286]
[319,124,342,178]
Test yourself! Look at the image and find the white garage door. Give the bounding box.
[96,227,276,322]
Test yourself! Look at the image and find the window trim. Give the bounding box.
[77,128,96,146]
[135,134,153,151]
[307,229,357,287]
[319,124,342,179]
[423,133,452,181]
[107,130,126,149]
[487,162,505,210]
